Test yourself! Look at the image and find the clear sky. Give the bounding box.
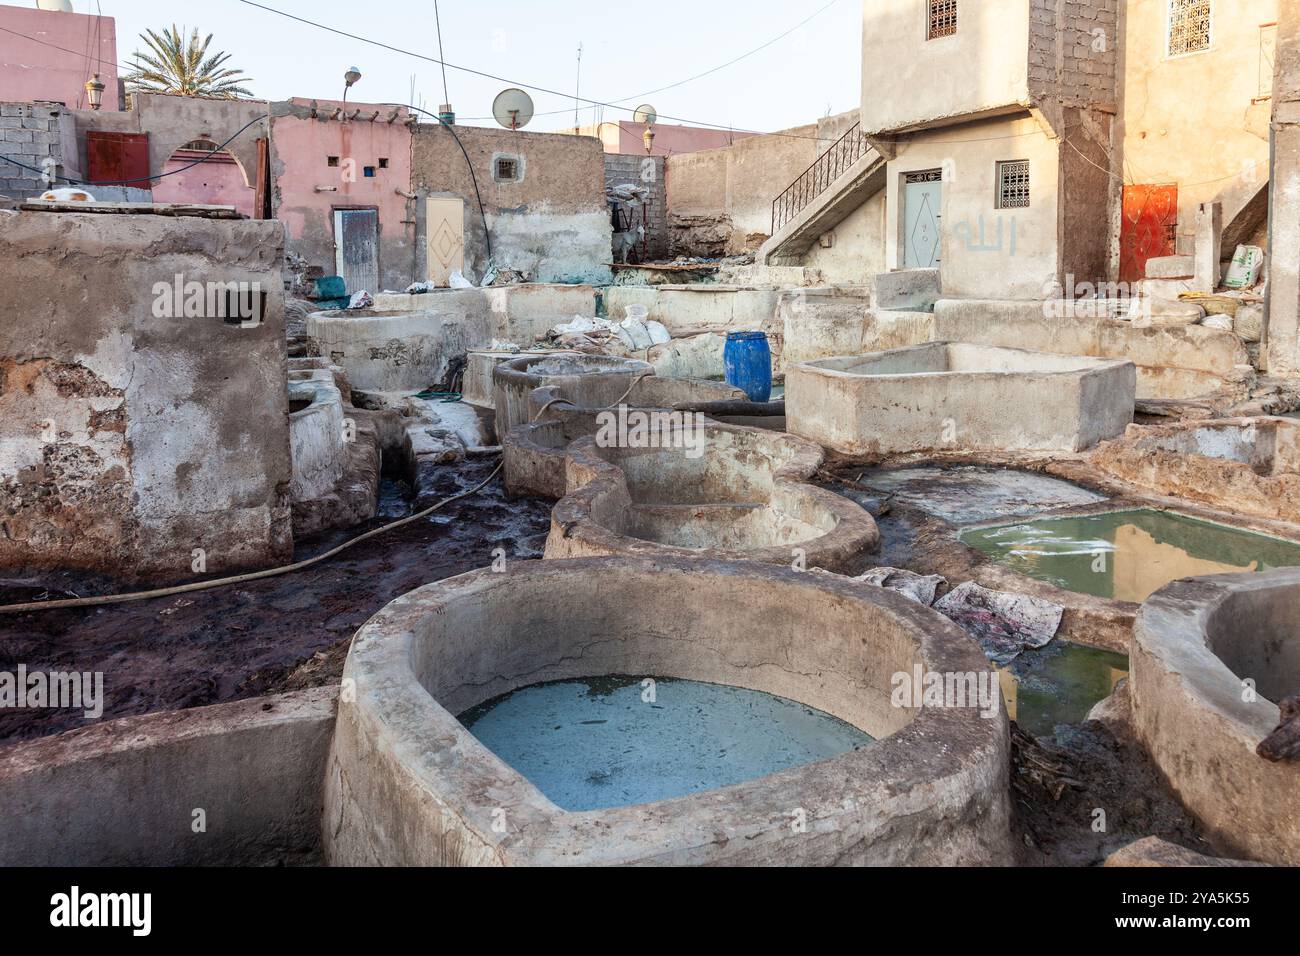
[93,0,862,137]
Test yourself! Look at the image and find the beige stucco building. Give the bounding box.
[752,0,1277,303]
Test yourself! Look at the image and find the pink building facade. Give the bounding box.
[0,3,120,110]
[269,99,415,292]
[571,120,756,157]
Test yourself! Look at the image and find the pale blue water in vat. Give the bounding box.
[459,676,874,811]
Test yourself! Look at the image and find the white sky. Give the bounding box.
[91,0,863,135]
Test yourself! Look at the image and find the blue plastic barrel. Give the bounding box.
[723,331,773,403]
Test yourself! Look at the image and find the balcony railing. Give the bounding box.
[772,121,869,233]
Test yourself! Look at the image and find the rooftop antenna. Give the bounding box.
[433,0,454,124]
[492,87,534,131]
[573,42,583,134]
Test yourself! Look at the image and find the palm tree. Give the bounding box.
[124,26,254,99]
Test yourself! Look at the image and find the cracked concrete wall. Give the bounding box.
[0,209,292,583]
[411,124,611,285]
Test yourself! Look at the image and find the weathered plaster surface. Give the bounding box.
[0,209,292,582]
[411,124,610,284]
[0,688,337,866]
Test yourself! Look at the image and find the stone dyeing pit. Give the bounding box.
[1133,569,1300,865]
[1092,418,1300,524]
[492,352,653,435]
[323,557,1012,866]
[544,421,879,571]
[786,342,1135,456]
[306,308,470,393]
[502,375,747,499]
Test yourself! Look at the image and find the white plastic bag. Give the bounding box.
[448,270,474,289]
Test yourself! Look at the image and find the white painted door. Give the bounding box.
[903,172,942,268]
[425,197,465,286]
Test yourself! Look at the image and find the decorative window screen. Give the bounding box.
[927,0,958,40]
[996,160,1031,209]
[1168,0,1212,56]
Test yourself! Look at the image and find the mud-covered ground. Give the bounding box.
[0,457,1222,865]
[0,458,551,744]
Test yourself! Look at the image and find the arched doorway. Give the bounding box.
[152,138,255,217]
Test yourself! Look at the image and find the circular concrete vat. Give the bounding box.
[492,352,653,436]
[288,373,346,504]
[323,557,1012,866]
[501,375,749,499]
[1133,569,1300,864]
[306,309,469,393]
[545,422,878,572]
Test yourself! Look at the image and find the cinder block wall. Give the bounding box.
[0,209,293,583]
[0,102,62,199]
[604,154,667,261]
[1029,0,1120,108]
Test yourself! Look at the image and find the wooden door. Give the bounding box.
[333,208,380,295]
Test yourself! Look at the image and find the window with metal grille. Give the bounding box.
[1168,0,1212,57]
[927,0,958,40]
[996,160,1030,209]
[496,158,517,180]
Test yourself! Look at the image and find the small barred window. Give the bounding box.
[1168,0,1212,57]
[996,160,1030,209]
[927,0,958,40]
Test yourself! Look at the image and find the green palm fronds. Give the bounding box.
[124,25,254,99]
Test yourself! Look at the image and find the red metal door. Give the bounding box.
[1120,184,1178,285]
[85,131,150,188]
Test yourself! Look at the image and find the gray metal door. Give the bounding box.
[333,208,379,295]
[903,172,942,268]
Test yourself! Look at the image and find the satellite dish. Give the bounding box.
[633,104,658,125]
[493,88,534,130]
[37,0,75,10]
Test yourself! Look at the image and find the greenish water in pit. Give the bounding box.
[1005,642,1129,738]
[459,676,873,811]
[960,509,1300,603]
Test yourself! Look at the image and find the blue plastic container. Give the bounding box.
[723,331,773,403]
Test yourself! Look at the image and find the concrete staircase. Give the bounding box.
[759,122,887,267]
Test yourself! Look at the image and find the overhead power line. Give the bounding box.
[234,0,844,144]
